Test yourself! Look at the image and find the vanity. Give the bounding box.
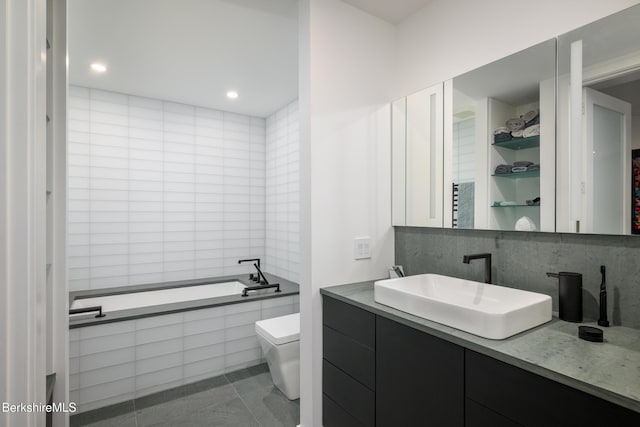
[322,5,640,425]
[321,282,640,426]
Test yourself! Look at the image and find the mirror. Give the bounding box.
[557,4,640,235]
[444,39,557,231]
[392,84,444,227]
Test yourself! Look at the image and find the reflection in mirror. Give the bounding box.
[557,4,640,235]
[444,39,556,231]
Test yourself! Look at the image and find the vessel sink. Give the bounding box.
[374,274,552,340]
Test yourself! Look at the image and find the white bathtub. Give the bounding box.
[69,282,299,413]
[71,281,247,313]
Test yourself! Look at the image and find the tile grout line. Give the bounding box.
[132,397,138,427]
[225,373,264,427]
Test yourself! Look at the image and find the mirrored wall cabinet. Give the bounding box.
[392,3,640,236]
[556,5,640,235]
[392,84,444,227]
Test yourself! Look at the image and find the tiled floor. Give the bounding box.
[70,364,300,427]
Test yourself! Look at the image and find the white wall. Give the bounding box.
[265,100,300,283]
[299,1,395,425]
[0,0,48,426]
[393,0,640,100]
[67,86,266,291]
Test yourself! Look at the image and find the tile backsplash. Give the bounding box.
[395,227,640,329]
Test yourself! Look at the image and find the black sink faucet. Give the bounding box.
[463,253,492,284]
[238,258,261,282]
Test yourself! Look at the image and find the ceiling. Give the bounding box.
[68,0,298,118]
[342,0,432,24]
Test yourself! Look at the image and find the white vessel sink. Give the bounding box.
[374,274,552,340]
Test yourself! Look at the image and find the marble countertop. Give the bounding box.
[321,280,640,413]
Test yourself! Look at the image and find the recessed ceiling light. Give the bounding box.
[90,63,107,73]
[226,90,239,99]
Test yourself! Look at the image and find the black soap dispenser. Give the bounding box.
[546,272,583,322]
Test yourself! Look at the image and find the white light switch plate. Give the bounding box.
[353,237,371,260]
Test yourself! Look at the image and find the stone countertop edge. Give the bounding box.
[69,273,299,329]
[320,280,640,414]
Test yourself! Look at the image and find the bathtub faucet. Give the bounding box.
[238,258,261,283]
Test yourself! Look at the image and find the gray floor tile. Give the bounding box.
[72,363,300,427]
[186,397,260,427]
[225,364,274,396]
[74,413,137,427]
[135,374,229,410]
[136,384,237,426]
[70,401,136,427]
[240,386,300,427]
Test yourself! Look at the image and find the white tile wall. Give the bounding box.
[452,118,476,183]
[69,295,298,413]
[265,100,300,282]
[68,86,267,290]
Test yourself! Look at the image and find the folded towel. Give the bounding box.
[513,161,534,167]
[494,126,510,135]
[494,133,512,143]
[494,164,513,174]
[523,124,540,137]
[511,130,524,138]
[524,115,540,127]
[506,118,525,131]
[511,166,528,173]
[527,164,540,171]
[523,109,539,124]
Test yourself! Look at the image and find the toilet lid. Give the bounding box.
[255,312,300,345]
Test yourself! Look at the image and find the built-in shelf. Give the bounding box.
[492,135,540,150]
[492,170,540,179]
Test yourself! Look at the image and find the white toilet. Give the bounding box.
[255,312,300,400]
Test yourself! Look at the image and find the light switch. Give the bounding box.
[353,237,371,260]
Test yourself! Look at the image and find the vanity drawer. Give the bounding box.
[323,325,375,390]
[465,350,640,426]
[465,398,521,427]
[323,359,374,426]
[323,296,375,348]
[323,394,365,427]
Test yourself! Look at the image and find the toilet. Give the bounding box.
[255,312,300,400]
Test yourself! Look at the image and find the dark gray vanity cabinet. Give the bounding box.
[466,350,640,426]
[322,295,640,426]
[323,297,375,427]
[376,315,464,427]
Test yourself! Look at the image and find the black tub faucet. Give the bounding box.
[238,258,261,282]
[463,253,492,284]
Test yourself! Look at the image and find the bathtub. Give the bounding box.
[69,274,299,413]
[71,280,248,313]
